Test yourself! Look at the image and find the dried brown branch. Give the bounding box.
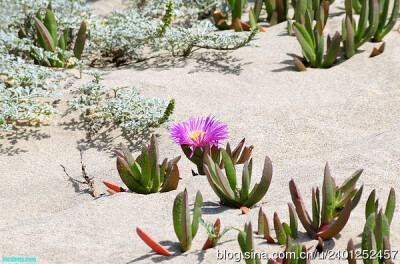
[60,149,97,197]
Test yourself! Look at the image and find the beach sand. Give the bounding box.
[0,0,399,263]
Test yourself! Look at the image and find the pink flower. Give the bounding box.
[170,116,229,156]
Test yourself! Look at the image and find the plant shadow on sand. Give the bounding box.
[126,241,181,263]
[118,51,252,76]
[127,238,237,263]
[0,123,50,156]
[59,108,153,156]
[201,201,232,215]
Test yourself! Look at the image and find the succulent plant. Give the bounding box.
[211,0,264,32]
[180,136,252,175]
[347,206,394,264]
[365,188,395,223]
[258,204,298,245]
[292,0,330,23]
[373,0,399,41]
[18,3,87,68]
[342,0,379,59]
[230,0,247,20]
[115,135,181,194]
[237,222,262,264]
[289,163,363,240]
[266,0,290,25]
[293,6,341,70]
[203,150,273,208]
[268,236,312,264]
[173,189,203,252]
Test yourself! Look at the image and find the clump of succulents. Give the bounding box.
[292,6,340,70]
[237,222,262,264]
[268,236,312,264]
[258,204,298,245]
[253,0,290,26]
[289,163,363,240]
[342,0,379,58]
[115,135,181,194]
[212,0,265,32]
[373,0,399,42]
[365,188,395,222]
[292,0,330,24]
[68,70,174,134]
[173,189,203,252]
[203,150,273,208]
[346,188,395,264]
[18,3,87,68]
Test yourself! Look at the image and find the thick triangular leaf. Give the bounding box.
[73,20,87,60]
[33,17,55,52]
[243,155,272,208]
[318,200,352,240]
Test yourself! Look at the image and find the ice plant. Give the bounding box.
[18,3,87,68]
[203,151,273,208]
[342,0,379,58]
[293,6,341,70]
[237,222,262,264]
[347,188,395,264]
[170,115,229,175]
[268,237,312,264]
[115,135,181,194]
[289,163,364,240]
[365,188,395,222]
[173,189,203,252]
[373,0,399,42]
[258,204,298,245]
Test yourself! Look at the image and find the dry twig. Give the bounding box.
[60,149,97,197]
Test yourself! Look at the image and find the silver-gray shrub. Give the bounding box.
[68,71,172,134]
[0,52,60,131]
[88,7,256,62]
[0,0,92,31]
[127,0,224,20]
[0,0,92,131]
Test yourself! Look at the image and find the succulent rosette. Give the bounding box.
[170,115,229,175]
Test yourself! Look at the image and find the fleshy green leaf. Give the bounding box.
[73,21,87,60]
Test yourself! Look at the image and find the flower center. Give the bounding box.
[189,130,204,140]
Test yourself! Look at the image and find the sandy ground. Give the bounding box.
[0,0,399,263]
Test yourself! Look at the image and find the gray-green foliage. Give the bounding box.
[88,5,256,62]
[0,0,92,32]
[68,70,174,134]
[0,0,91,131]
[127,0,223,20]
[159,20,257,56]
[0,52,60,131]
